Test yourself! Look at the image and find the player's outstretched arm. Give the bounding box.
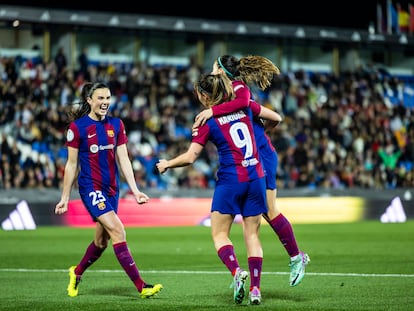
[156,143,203,174]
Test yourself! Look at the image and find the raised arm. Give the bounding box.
[249,100,283,132]
[257,103,282,123]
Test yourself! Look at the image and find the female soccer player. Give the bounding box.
[193,55,310,287]
[157,73,282,305]
[55,82,162,299]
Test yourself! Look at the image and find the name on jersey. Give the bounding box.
[217,111,246,125]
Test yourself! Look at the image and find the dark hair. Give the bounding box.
[69,82,109,121]
[217,55,240,78]
[195,73,234,107]
[217,54,280,90]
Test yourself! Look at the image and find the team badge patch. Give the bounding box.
[98,202,106,210]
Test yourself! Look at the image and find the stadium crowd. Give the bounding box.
[0,52,413,191]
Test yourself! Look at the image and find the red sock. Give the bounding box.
[248,256,262,290]
[113,241,145,291]
[217,245,239,276]
[75,241,105,275]
[270,213,299,257]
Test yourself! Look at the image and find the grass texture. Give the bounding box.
[1,221,413,310]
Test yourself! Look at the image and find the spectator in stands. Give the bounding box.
[0,54,413,190]
[378,142,402,189]
[54,46,68,77]
[77,47,90,80]
[54,82,162,299]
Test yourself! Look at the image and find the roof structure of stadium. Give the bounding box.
[3,0,406,31]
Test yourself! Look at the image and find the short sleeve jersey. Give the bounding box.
[192,104,265,185]
[66,115,128,196]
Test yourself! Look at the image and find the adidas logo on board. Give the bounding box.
[1,200,36,230]
[380,196,407,223]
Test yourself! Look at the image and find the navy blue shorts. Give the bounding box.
[260,146,278,190]
[211,177,267,217]
[80,190,119,221]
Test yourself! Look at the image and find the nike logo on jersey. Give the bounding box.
[88,133,96,138]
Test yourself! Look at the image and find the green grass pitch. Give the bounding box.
[1,221,413,310]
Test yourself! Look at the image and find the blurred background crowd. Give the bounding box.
[0,51,413,191]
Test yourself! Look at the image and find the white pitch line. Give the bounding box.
[0,268,413,278]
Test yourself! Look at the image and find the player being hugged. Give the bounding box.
[157,73,282,305]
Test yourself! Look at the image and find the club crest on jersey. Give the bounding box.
[98,202,106,210]
[107,129,114,137]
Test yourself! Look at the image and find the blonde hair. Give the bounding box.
[195,73,235,108]
[216,55,280,90]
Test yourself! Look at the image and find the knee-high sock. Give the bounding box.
[75,241,105,275]
[217,244,240,276]
[113,241,145,292]
[269,213,299,257]
[248,256,262,290]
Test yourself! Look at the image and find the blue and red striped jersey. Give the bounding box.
[212,80,275,153]
[66,115,128,196]
[192,104,264,185]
